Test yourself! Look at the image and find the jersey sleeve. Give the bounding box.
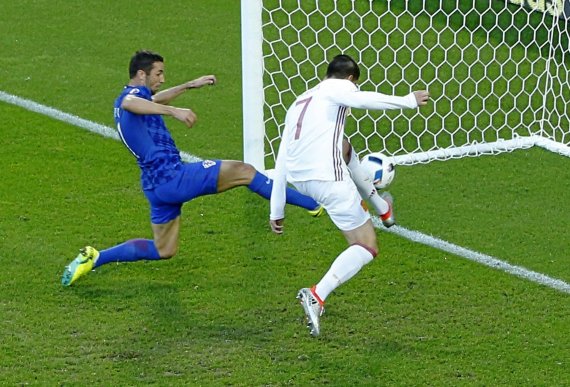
[327,80,418,111]
[115,86,152,112]
[129,86,151,100]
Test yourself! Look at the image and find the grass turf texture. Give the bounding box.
[1,1,569,385]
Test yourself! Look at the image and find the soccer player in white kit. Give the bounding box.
[269,54,430,336]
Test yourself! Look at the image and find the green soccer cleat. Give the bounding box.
[307,205,325,218]
[61,246,99,286]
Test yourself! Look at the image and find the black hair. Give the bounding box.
[326,54,360,81]
[128,50,164,79]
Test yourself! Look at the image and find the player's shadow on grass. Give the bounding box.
[57,268,274,341]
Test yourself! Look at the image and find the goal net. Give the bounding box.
[242,0,570,170]
[241,0,570,171]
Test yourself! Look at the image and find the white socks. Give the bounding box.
[346,149,390,215]
[314,244,374,301]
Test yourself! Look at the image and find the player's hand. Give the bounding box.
[270,218,284,234]
[187,75,217,89]
[172,107,197,128]
[413,90,430,106]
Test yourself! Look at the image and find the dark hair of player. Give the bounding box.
[326,54,360,81]
[129,50,164,79]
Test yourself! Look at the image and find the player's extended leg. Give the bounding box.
[61,218,178,287]
[298,220,377,337]
[342,139,394,227]
[92,217,180,267]
[294,179,377,336]
[217,160,323,215]
[314,219,377,302]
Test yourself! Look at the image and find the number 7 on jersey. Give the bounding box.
[294,96,312,139]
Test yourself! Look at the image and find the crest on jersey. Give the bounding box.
[202,160,217,169]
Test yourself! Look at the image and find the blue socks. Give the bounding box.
[92,173,318,269]
[247,171,319,210]
[94,239,161,268]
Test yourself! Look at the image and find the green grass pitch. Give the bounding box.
[0,1,569,385]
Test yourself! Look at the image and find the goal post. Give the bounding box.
[241,0,570,171]
[241,0,266,171]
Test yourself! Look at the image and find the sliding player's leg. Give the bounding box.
[61,184,186,286]
[343,139,394,227]
[61,208,179,286]
[91,216,178,269]
[90,188,183,265]
[61,158,322,287]
[217,160,323,215]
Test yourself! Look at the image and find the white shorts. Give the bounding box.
[293,179,370,232]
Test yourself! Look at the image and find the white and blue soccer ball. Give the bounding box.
[361,152,396,190]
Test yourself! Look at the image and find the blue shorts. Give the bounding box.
[143,159,221,224]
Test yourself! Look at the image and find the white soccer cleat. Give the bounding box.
[297,287,324,337]
[379,191,395,228]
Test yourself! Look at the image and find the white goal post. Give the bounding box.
[241,0,570,172]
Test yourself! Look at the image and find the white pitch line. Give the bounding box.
[2,90,569,295]
[372,217,570,294]
[0,91,200,163]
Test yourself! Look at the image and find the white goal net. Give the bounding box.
[241,0,570,171]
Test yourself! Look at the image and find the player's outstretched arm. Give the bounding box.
[330,81,429,111]
[122,95,197,128]
[153,75,217,105]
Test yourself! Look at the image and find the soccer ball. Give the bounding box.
[361,152,396,190]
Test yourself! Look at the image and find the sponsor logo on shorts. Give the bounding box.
[202,160,217,169]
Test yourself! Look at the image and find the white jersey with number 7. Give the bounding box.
[270,78,418,220]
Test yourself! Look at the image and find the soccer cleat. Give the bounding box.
[307,205,325,218]
[379,191,395,228]
[61,246,100,286]
[297,287,325,337]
